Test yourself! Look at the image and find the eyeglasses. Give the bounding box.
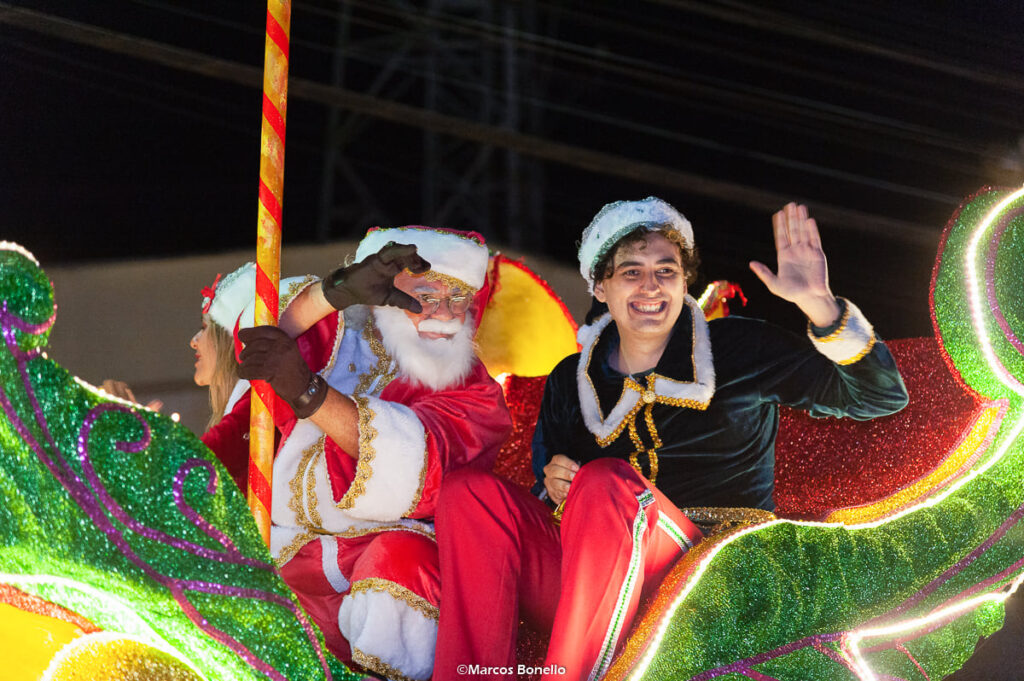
[416,293,472,315]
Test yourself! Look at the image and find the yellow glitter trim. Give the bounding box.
[808,297,852,343]
[403,268,478,295]
[355,316,396,396]
[287,436,326,530]
[403,430,430,518]
[350,577,440,621]
[676,506,777,533]
[337,395,377,510]
[827,404,1003,524]
[352,648,424,681]
[275,530,316,568]
[836,333,877,366]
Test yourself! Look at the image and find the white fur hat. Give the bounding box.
[577,197,694,293]
[202,262,256,331]
[354,226,489,292]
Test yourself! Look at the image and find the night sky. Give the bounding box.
[3,0,1024,338]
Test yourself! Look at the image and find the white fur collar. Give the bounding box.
[576,295,715,445]
[223,379,251,416]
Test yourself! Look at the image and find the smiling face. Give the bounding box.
[391,270,470,340]
[189,317,217,387]
[593,230,687,344]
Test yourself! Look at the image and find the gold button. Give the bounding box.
[642,390,656,404]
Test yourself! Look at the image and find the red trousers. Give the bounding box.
[434,458,702,681]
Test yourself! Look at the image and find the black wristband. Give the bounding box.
[290,373,328,419]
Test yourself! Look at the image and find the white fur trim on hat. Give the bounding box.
[204,263,256,331]
[355,226,488,292]
[578,197,694,293]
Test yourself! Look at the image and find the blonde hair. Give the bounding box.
[205,316,240,430]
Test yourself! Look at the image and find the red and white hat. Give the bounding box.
[354,226,489,293]
[201,262,256,331]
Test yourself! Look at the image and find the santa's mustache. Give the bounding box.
[417,318,464,335]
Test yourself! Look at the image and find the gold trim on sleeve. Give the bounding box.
[275,530,316,568]
[281,275,319,311]
[807,297,851,343]
[337,395,377,510]
[403,429,430,518]
[287,436,326,531]
[349,577,440,621]
[352,648,424,681]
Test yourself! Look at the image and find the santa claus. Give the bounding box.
[238,226,511,681]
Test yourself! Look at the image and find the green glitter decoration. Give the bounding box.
[625,189,1024,681]
[0,243,359,681]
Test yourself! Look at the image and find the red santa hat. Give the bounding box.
[354,226,489,293]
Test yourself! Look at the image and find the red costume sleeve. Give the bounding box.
[200,390,252,493]
[324,362,511,522]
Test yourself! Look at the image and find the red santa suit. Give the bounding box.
[271,228,510,681]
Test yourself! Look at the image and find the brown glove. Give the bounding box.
[321,242,430,312]
[237,326,327,418]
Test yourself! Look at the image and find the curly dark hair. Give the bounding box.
[592,224,700,287]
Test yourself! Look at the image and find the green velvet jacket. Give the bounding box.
[532,300,909,511]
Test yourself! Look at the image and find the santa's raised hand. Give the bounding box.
[749,202,841,328]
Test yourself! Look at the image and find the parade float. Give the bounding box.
[3,185,1024,680]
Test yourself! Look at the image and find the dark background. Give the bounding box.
[3,0,1024,338]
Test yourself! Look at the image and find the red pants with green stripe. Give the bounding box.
[434,458,702,681]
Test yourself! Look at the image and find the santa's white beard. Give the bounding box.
[372,306,477,391]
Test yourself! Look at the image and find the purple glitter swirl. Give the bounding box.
[686,633,843,680]
[174,459,252,559]
[0,308,334,680]
[77,405,267,569]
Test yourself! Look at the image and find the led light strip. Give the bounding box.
[846,573,1024,681]
[628,185,1024,680]
[964,185,1024,398]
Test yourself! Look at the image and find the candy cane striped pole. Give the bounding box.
[248,0,291,546]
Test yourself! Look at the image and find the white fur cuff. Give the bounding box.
[808,298,876,366]
[337,396,427,521]
[339,579,438,681]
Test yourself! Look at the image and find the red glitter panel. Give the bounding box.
[774,337,982,519]
[492,375,549,489]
